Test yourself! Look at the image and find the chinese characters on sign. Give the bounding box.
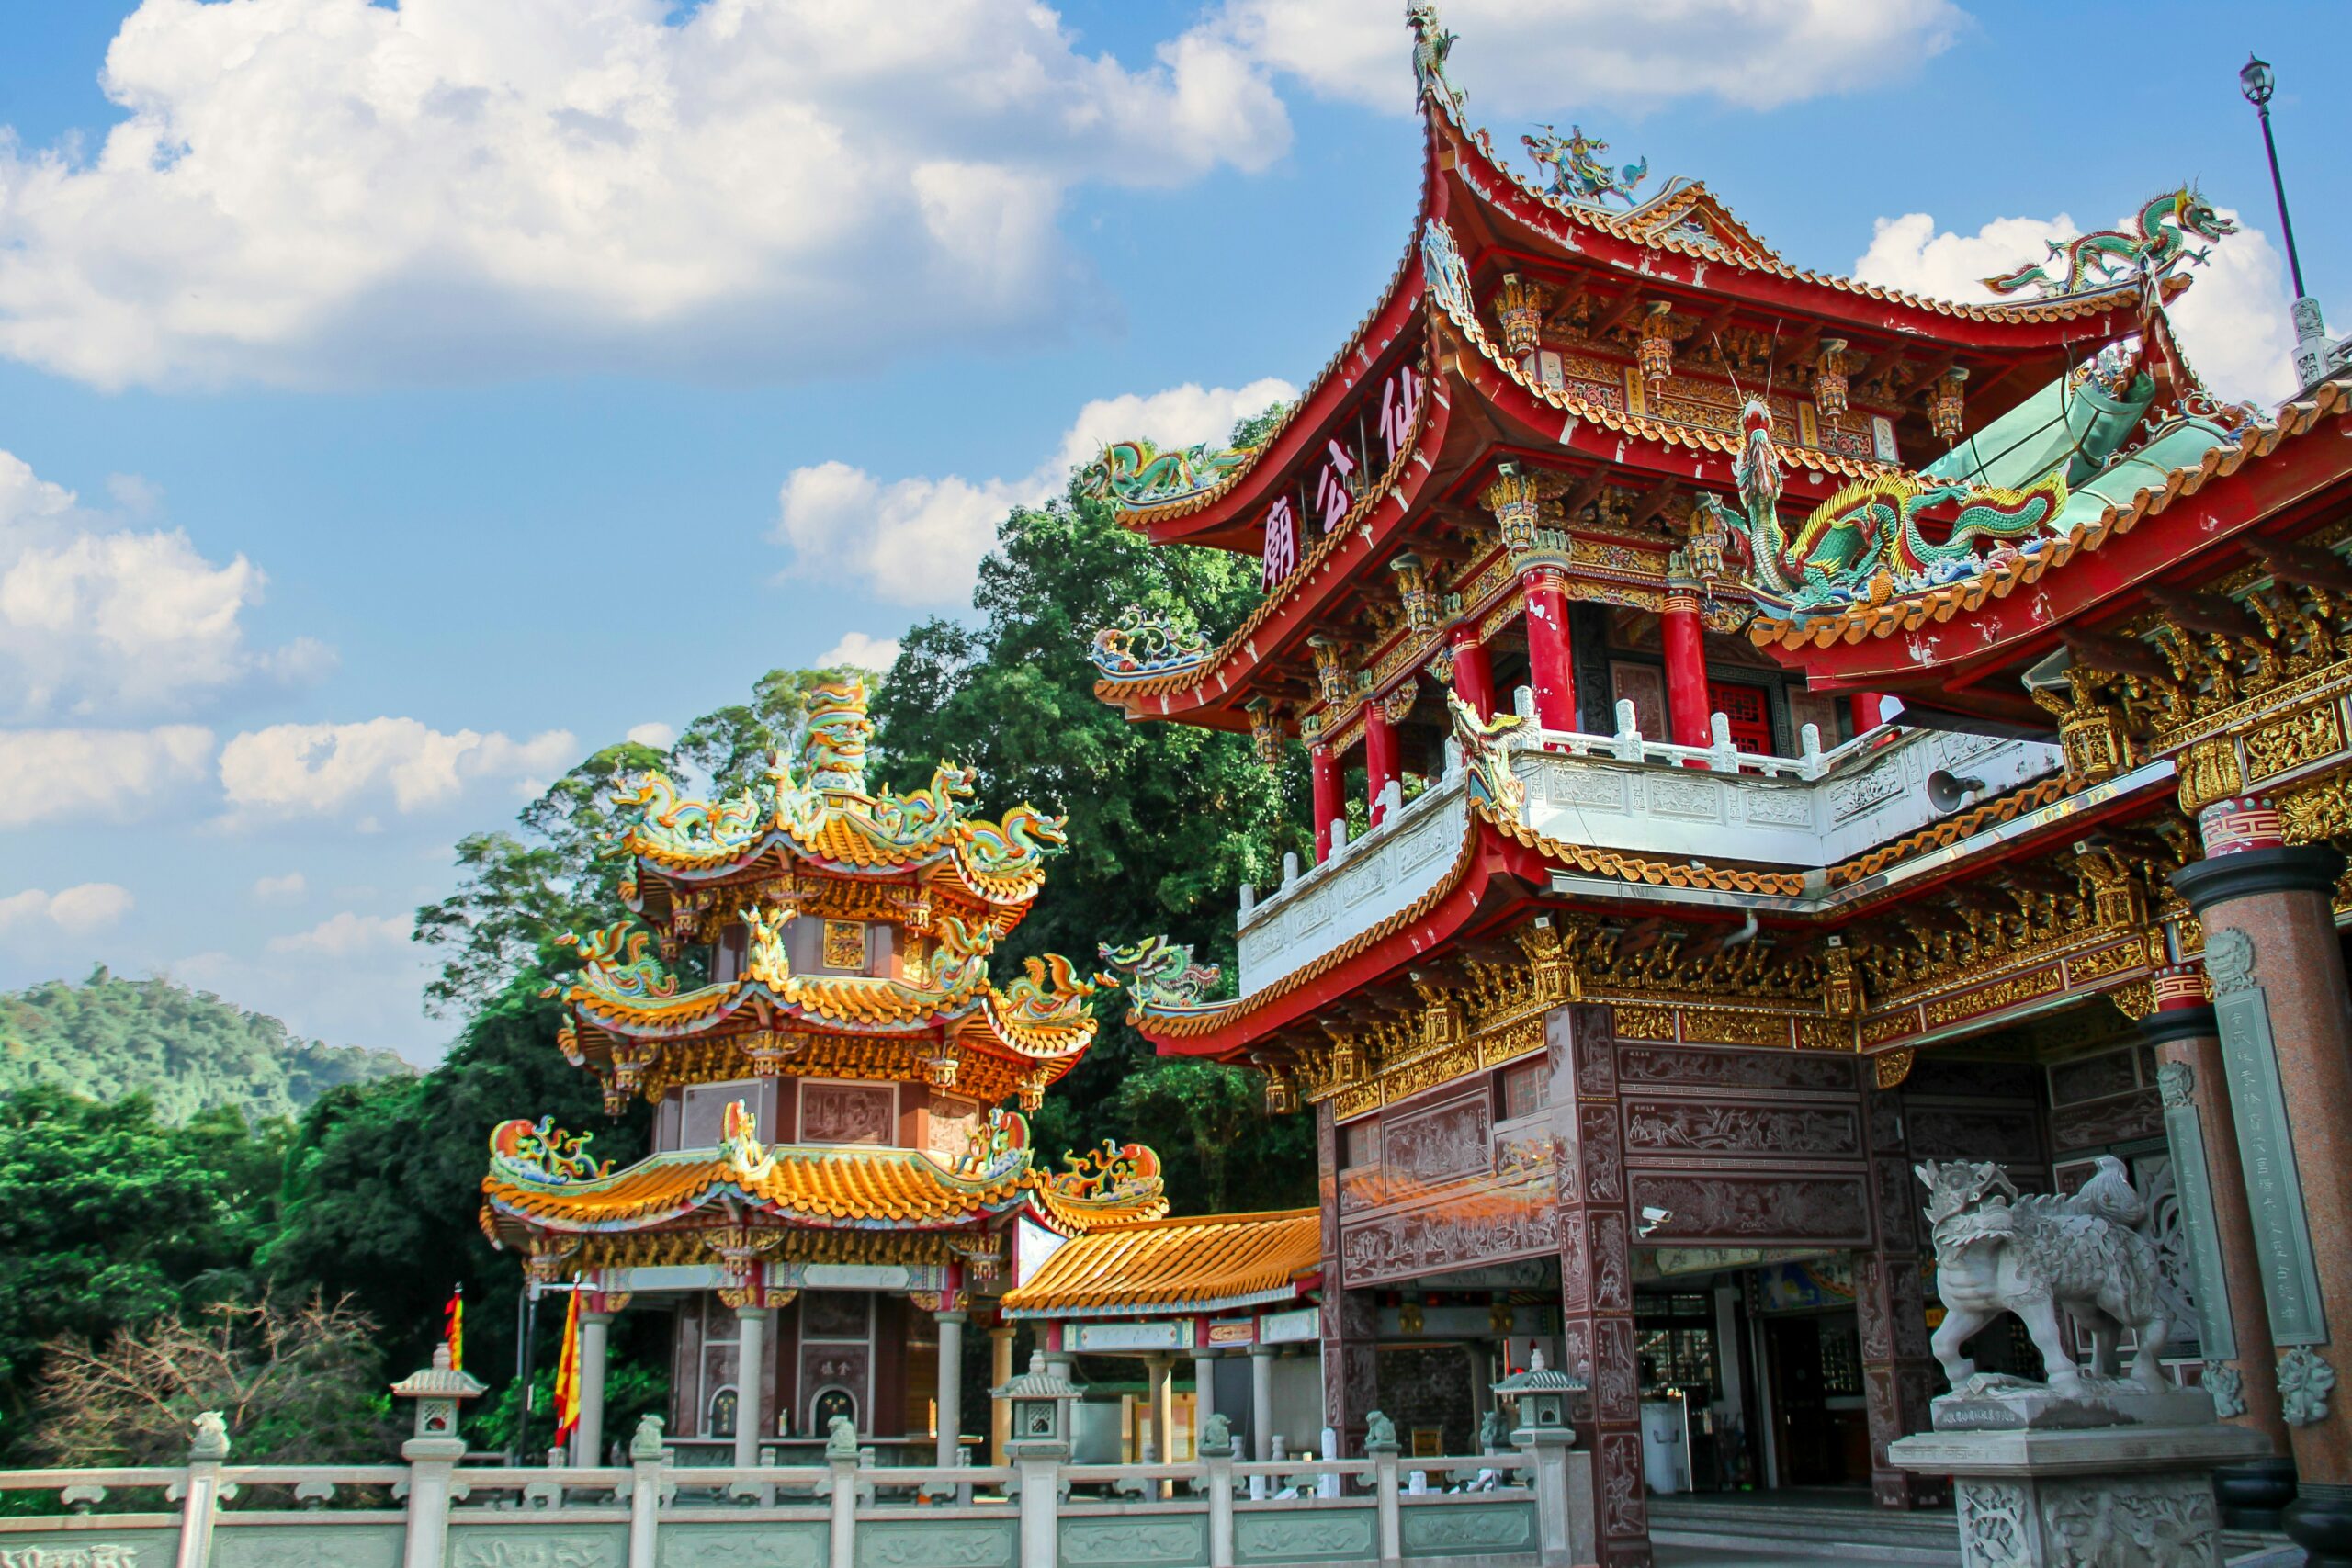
[1260,360,1422,592]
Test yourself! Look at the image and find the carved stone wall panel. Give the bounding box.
[1383,1091,1493,1185]
[1581,1102,1626,1201]
[2049,1089,2163,1153]
[1610,1043,1859,1093]
[1621,1100,1860,1157]
[1596,1430,1649,1562]
[1339,1194,1561,1287]
[1625,1172,1871,1247]
[1592,1315,1639,1424]
[1907,1106,2045,1165]
[1905,1057,2041,1099]
[1559,1207,1590,1314]
[1589,1207,1632,1313]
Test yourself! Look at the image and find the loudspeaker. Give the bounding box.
[1926,770,1985,814]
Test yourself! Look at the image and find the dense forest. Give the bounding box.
[0,426,1321,1461]
[0,970,411,1122]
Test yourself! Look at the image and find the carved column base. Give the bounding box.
[1889,1423,2269,1567]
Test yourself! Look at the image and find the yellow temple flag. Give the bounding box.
[552,1290,582,1444]
[443,1285,464,1372]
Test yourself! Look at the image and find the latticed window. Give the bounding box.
[1500,1060,1550,1122]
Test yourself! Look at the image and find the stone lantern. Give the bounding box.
[1491,1347,1582,1439]
[994,1351,1083,1452]
[390,1343,487,1452]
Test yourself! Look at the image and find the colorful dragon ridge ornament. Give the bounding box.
[962,805,1068,874]
[800,679,874,794]
[552,922,677,1001]
[1077,439,1255,510]
[952,1106,1031,1179]
[1406,2,1461,109]
[1521,124,1648,209]
[489,1116,613,1185]
[1090,604,1212,681]
[1421,216,1472,321]
[989,953,1100,1027]
[1048,1138,1164,1201]
[1099,935,1224,1014]
[1447,691,1526,818]
[1983,187,2235,299]
[1697,400,2069,618]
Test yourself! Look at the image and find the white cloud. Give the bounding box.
[0,883,135,935]
[0,0,1291,389]
[821,632,902,672]
[251,871,307,900]
[0,447,328,719]
[266,910,409,956]
[217,717,577,821]
[0,726,215,828]
[775,377,1295,604]
[1851,208,2298,406]
[625,722,675,750]
[1206,0,1965,117]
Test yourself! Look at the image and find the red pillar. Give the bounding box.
[1521,567,1577,733]
[1363,702,1400,828]
[1661,583,1711,750]
[1850,693,1886,735]
[1310,743,1341,863]
[1448,624,1496,720]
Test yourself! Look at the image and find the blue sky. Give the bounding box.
[1,0,2343,1061]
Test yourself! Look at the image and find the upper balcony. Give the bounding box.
[1234,705,2064,995]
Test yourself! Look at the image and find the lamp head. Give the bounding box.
[2241,53,2274,107]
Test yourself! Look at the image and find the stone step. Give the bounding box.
[1647,1497,1961,1564]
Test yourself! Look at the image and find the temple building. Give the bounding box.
[1082,7,2352,1564]
[479,679,1167,1467]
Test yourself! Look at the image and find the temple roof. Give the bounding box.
[481,1109,1167,1246]
[1001,1208,1321,1319]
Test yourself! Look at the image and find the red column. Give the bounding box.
[1661,582,1711,750]
[1363,701,1400,828]
[1850,693,1886,734]
[1521,567,1577,733]
[1448,624,1496,720]
[1310,743,1341,863]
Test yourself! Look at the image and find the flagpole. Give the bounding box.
[513,1283,537,1466]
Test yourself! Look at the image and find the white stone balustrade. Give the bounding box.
[1239,718,2064,993]
[0,1443,1567,1568]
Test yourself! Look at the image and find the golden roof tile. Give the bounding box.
[1001,1208,1321,1316]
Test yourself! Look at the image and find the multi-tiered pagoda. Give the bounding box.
[1062,7,2352,1564]
[481,679,1165,1466]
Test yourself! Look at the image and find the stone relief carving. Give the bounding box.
[448,1532,623,1568]
[0,1551,144,1568]
[1623,1101,1858,1156]
[2203,928,2256,995]
[1235,1516,1370,1559]
[1579,1104,1624,1202]
[655,1529,823,1568]
[1597,1432,1645,1542]
[2203,1363,2245,1419]
[2278,1345,2336,1426]
[1382,1094,1490,1186]
[2041,1474,2218,1567]
[2155,1061,2195,1109]
[1956,1479,2031,1568]
[1062,1520,1205,1565]
[853,1524,1010,1568]
[2050,1092,2163,1154]
[1340,1199,1559,1287]
[1628,1173,1869,1243]
[1615,1043,1856,1091]
[1399,1506,1531,1551]
[1919,1156,2169,1394]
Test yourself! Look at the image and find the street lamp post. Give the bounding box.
[2238,54,2306,299]
[2241,53,2344,391]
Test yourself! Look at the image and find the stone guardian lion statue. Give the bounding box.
[1917,1155,2169,1394]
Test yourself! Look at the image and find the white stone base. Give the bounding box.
[1889,1423,2271,1568]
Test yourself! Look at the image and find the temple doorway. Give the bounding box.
[1762,1312,1870,1488]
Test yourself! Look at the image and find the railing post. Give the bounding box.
[1523,1428,1586,1568]
[1707,713,1739,773]
[627,1416,667,1568]
[175,1415,230,1568]
[1013,1448,1063,1568]
[401,1419,466,1568]
[1202,1424,1236,1568]
[1368,1436,1402,1568]
[826,1446,859,1568]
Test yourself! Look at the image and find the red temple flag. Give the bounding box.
[552,1291,582,1444]
[442,1285,464,1372]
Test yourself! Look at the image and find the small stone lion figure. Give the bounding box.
[1919,1155,2169,1393]
[824,1414,859,1459]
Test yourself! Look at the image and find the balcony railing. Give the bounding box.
[1235,706,2063,994]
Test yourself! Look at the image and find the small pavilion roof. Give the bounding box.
[481,1138,1167,1246]
[1001,1208,1321,1319]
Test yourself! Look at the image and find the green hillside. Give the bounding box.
[0,968,413,1122]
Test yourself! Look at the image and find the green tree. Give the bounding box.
[0,1089,288,1432]
[871,453,1317,1214]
